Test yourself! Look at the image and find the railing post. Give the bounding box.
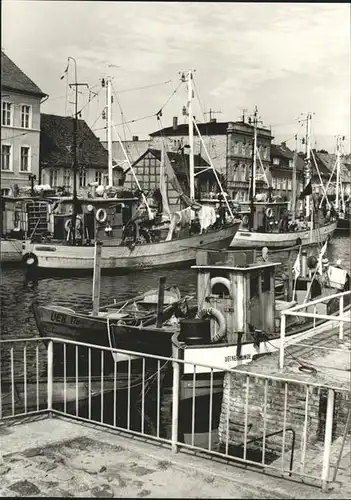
[321,389,335,492]
[339,295,344,343]
[279,313,286,371]
[171,344,180,453]
[47,340,53,416]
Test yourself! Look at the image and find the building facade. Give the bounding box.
[270,142,304,199]
[123,148,220,212]
[149,117,228,175]
[1,51,47,195]
[40,114,110,196]
[226,119,273,201]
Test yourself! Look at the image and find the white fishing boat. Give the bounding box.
[171,246,350,401]
[230,110,337,249]
[22,70,239,272]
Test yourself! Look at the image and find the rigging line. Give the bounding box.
[77,86,102,117]
[110,82,128,142]
[91,113,157,132]
[114,79,172,94]
[157,80,184,115]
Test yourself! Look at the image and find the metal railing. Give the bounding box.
[279,290,351,370]
[1,335,350,491]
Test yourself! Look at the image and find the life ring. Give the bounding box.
[242,215,249,226]
[96,208,107,224]
[198,307,226,343]
[22,252,38,268]
[266,207,273,218]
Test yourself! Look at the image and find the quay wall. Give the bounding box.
[218,372,350,456]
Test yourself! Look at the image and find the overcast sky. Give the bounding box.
[2,1,350,153]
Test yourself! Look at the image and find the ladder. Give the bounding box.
[26,201,49,236]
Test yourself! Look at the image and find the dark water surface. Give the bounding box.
[1,235,349,443]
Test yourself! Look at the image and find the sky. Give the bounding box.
[2,1,350,153]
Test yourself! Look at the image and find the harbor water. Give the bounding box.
[1,234,350,445]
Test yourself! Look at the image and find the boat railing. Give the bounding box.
[0,335,349,492]
[279,290,351,370]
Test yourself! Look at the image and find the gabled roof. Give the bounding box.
[270,144,304,172]
[1,51,46,97]
[128,147,221,184]
[314,152,351,181]
[149,121,230,137]
[40,114,108,169]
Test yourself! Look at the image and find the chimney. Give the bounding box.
[132,136,139,142]
[281,141,286,148]
[172,116,178,130]
[210,118,217,123]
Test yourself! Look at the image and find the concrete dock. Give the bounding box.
[1,415,350,498]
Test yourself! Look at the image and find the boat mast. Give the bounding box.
[250,106,258,201]
[186,70,195,201]
[107,77,113,187]
[304,112,312,219]
[335,134,341,212]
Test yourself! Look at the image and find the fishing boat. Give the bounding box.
[171,246,350,403]
[33,280,192,374]
[230,110,337,249]
[1,194,53,264]
[22,70,239,273]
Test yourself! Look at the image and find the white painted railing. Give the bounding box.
[0,336,350,491]
[279,290,351,370]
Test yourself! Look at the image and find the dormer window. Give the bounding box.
[273,157,280,166]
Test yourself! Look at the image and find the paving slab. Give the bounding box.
[0,416,349,498]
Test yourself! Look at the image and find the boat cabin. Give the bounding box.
[1,196,52,239]
[50,196,139,245]
[191,250,282,344]
[242,201,290,233]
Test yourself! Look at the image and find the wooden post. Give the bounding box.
[156,276,166,328]
[92,241,103,316]
[287,250,293,301]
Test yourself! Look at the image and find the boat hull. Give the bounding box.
[1,239,23,264]
[230,221,337,249]
[23,223,239,270]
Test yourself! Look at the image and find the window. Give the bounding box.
[2,102,12,126]
[79,170,87,187]
[233,142,239,155]
[273,157,279,165]
[20,105,31,128]
[49,169,58,187]
[1,145,12,170]
[19,146,30,172]
[288,178,292,190]
[263,147,269,160]
[63,169,71,188]
[95,170,103,185]
[288,159,293,168]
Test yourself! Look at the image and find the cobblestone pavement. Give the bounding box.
[0,417,349,498]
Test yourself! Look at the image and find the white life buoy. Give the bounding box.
[242,215,249,226]
[96,208,107,224]
[266,207,273,218]
[198,307,226,343]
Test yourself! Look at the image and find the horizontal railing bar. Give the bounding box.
[175,441,323,483]
[0,409,48,420]
[286,343,350,352]
[0,337,349,392]
[51,409,172,445]
[284,291,351,313]
[283,311,350,322]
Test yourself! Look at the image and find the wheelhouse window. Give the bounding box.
[79,170,87,187]
[2,102,12,126]
[20,146,30,172]
[20,105,31,128]
[1,144,12,170]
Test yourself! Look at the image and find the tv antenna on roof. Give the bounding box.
[204,108,222,121]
